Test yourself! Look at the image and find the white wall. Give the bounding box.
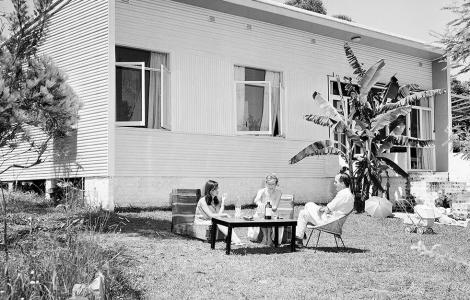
[2,0,111,181]
[113,0,435,206]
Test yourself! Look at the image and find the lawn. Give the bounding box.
[99,207,470,299]
[2,195,469,299]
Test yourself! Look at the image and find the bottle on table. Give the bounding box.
[265,201,272,219]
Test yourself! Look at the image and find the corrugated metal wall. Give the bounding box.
[2,0,110,181]
[114,0,433,181]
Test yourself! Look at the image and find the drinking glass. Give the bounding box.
[235,196,242,218]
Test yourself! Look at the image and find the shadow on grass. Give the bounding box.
[302,246,369,253]
[230,245,296,255]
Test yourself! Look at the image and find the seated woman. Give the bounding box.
[248,174,282,246]
[195,180,243,246]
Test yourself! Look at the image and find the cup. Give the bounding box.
[234,196,242,218]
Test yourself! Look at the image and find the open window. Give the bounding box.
[409,98,434,170]
[234,66,282,136]
[115,46,170,129]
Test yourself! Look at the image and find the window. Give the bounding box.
[115,46,170,129]
[234,66,281,136]
[328,77,361,154]
[409,98,434,170]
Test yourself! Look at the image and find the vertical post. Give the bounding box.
[45,179,57,201]
[210,220,216,250]
[291,224,296,252]
[432,57,451,172]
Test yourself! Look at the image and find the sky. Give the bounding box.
[273,0,457,44]
[272,0,468,79]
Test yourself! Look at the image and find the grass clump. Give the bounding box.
[1,190,140,299]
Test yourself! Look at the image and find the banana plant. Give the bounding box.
[290,43,446,210]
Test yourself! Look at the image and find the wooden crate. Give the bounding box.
[170,188,223,242]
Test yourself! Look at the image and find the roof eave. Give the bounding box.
[171,0,444,61]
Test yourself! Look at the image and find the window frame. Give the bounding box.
[407,99,435,171]
[234,79,273,136]
[115,61,146,127]
[115,48,171,129]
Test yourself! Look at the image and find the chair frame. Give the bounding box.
[305,210,353,252]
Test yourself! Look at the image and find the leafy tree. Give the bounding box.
[0,0,80,175]
[284,0,327,15]
[289,43,444,211]
[332,14,353,22]
[440,1,470,75]
[450,78,470,154]
[0,0,79,278]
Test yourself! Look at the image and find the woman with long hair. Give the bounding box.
[195,180,243,245]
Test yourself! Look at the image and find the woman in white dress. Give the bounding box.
[194,180,243,245]
[248,174,282,246]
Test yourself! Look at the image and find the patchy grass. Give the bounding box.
[1,191,141,299]
[98,208,470,299]
[3,194,470,299]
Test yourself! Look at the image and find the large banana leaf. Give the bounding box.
[377,136,434,153]
[398,89,446,103]
[344,43,366,80]
[371,106,412,133]
[289,140,344,164]
[376,156,409,178]
[304,114,336,127]
[358,59,386,104]
[382,76,399,102]
[312,92,344,123]
[379,89,446,113]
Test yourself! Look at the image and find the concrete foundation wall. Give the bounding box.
[113,176,337,208]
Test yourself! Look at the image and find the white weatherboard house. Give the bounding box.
[6,0,450,209]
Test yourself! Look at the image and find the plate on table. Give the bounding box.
[243,216,254,221]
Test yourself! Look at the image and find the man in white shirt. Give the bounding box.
[295,172,354,247]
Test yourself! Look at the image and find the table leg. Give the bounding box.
[274,226,279,247]
[210,220,216,249]
[291,225,296,252]
[226,226,232,255]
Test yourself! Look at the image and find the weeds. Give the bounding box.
[1,190,138,299]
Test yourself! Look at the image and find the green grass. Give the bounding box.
[97,208,470,299]
[3,194,470,299]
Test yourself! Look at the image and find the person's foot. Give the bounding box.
[266,240,274,247]
[295,237,304,248]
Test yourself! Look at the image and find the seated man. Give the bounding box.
[295,171,354,247]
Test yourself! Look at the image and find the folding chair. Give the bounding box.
[305,210,353,252]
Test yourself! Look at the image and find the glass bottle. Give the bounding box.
[265,201,272,219]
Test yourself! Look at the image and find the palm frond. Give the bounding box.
[371,106,412,133]
[304,114,336,127]
[312,92,344,122]
[376,156,409,178]
[382,76,400,102]
[344,42,366,80]
[398,89,446,103]
[289,140,344,164]
[357,59,386,104]
[378,136,434,153]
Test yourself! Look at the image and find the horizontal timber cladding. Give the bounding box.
[114,128,339,179]
[1,0,111,181]
[116,0,433,139]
